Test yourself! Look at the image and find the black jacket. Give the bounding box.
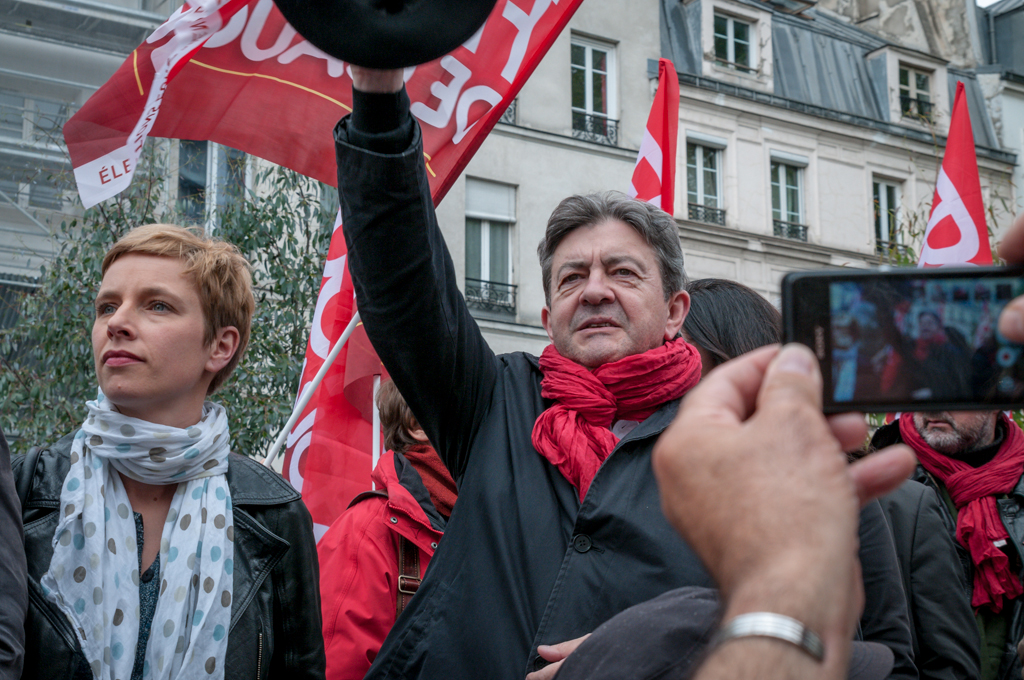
[876,479,981,680]
[13,433,326,680]
[0,429,26,680]
[334,110,915,680]
[874,421,1019,680]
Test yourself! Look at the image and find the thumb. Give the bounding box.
[849,445,916,505]
[756,344,823,412]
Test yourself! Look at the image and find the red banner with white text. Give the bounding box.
[64,0,583,208]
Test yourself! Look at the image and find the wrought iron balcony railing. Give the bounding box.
[499,98,518,125]
[465,278,517,315]
[899,95,933,123]
[688,203,726,226]
[773,219,808,242]
[876,240,913,261]
[571,112,619,146]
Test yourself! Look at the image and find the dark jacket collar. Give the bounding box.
[27,431,301,509]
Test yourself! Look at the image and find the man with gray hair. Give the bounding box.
[334,68,708,680]
[332,69,909,680]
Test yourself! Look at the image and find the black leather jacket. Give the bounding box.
[13,433,326,680]
[0,428,26,680]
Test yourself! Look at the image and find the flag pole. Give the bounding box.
[264,311,362,469]
[370,373,381,489]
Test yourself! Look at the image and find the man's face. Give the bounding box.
[541,218,688,369]
[911,410,1000,457]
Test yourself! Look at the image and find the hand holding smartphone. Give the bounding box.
[782,265,1024,413]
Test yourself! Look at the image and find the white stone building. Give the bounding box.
[438,0,1017,355]
[977,0,1024,214]
[0,0,1019,357]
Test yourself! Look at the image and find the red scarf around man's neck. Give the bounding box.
[531,337,702,501]
[900,414,1024,612]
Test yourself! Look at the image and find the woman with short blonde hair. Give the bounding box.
[15,224,325,680]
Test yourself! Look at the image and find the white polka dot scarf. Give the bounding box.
[41,391,234,680]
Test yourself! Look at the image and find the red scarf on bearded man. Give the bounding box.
[531,336,702,501]
[900,413,1024,612]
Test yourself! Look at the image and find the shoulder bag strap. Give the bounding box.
[396,535,421,617]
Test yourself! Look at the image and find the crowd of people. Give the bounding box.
[2,67,1024,680]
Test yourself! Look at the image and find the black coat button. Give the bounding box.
[573,534,592,553]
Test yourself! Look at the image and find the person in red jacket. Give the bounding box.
[318,380,457,680]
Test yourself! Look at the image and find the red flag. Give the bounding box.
[64,0,585,207]
[282,212,376,540]
[627,58,679,215]
[342,323,389,424]
[918,81,992,267]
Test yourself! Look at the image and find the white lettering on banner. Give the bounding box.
[411,55,472,129]
[462,24,485,53]
[501,0,557,83]
[629,128,664,207]
[77,0,228,207]
[286,407,317,493]
[73,145,135,206]
[919,167,981,266]
[309,253,347,359]
[205,6,248,48]
[278,40,346,77]
[453,85,502,143]
[240,0,297,61]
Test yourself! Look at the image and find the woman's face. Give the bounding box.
[92,254,227,428]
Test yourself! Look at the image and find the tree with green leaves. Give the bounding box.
[0,149,333,457]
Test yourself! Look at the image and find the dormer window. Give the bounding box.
[899,66,932,123]
[713,14,753,73]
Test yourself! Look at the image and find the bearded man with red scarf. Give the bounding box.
[332,67,911,680]
[872,410,1024,680]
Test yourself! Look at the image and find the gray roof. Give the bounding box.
[948,69,1000,149]
[987,0,1024,17]
[772,12,887,120]
[661,0,1006,154]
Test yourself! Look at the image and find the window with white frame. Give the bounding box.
[0,89,72,145]
[465,178,516,317]
[0,154,66,211]
[686,142,725,225]
[0,88,73,210]
[899,66,932,122]
[178,140,246,227]
[771,160,805,241]
[713,14,754,73]
[873,180,903,256]
[570,36,618,145]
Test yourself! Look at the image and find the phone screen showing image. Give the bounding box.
[827,275,1024,409]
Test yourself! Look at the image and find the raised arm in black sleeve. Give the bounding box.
[0,428,26,680]
[334,89,499,481]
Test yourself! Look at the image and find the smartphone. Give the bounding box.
[782,264,1024,413]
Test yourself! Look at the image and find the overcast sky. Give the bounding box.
[976,0,999,6]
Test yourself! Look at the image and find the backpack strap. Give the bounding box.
[397,535,421,617]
